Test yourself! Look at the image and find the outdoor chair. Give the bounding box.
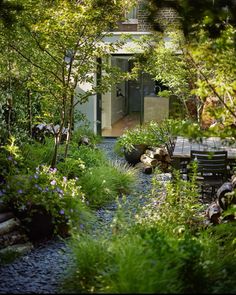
[165,136,176,157]
[165,136,189,176]
[188,150,228,198]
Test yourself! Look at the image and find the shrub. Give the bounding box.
[114,119,180,156]
[3,165,93,236]
[67,144,107,169]
[21,138,55,170]
[79,163,137,209]
[61,234,112,293]
[57,157,86,179]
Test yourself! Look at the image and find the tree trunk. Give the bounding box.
[51,134,60,168]
[64,93,74,159]
[27,88,33,137]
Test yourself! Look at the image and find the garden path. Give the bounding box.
[0,138,170,294]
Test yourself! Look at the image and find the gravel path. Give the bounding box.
[0,138,166,294]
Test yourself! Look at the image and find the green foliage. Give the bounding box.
[61,233,112,293]
[68,145,107,169]
[158,89,171,97]
[62,166,235,294]
[21,138,55,170]
[3,164,92,235]
[57,157,86,180]
[114,121,167,155]
[0,249,23,266]
[71,126,102,147]
[0,136,24,177]
[199,222,236,294]
[79,163,137,209]
[114,119,181,156]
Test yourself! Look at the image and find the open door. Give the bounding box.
[100,55,157,137]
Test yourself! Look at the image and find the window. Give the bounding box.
[124,6,137,23]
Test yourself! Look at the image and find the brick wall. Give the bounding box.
[137,0,152,32]
[137,0,181,32]
[153,6,181,32]
[114,0,181,32]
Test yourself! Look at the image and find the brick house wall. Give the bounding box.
[115,0,180,32]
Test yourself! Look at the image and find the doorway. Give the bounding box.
[100,55,156,137]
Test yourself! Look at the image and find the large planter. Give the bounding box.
[11,204,69,241]
[124,144,148,165]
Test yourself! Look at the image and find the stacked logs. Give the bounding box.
[135,146,171,174]
[206,174,236,224]
[0,200,33,259]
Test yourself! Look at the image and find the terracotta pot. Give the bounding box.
[124,144,148,165]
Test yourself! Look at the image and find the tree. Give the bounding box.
[148,0,236,40]
[3,0,135,167]
[0,0,23,27]
[135,0,236,131]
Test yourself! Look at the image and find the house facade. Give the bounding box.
[75,0,179,137]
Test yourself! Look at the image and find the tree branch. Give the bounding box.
[9,43,64,84]
[184,49,236,120]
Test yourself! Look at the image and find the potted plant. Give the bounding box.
[114,123,160,165]
[3,165,92,240]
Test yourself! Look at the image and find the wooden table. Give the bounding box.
[172,136,236,170]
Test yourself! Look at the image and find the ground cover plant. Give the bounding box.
[0,128,137,240]
[61,168,236,294]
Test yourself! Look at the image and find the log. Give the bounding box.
[231,174,236,189]
[0,218,20,235]
[206,202,221,224]
[145,149,156,158]
[135,162,153,174]
[164,154,172,164]
[216,182,233,210]
[140,154,158,166]
[145,149,161,160]
[149,147,168,156]
[78,136,90,146]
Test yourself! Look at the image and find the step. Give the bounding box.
[0,242,33,256]
[0,230,29,249]
[0,212,15,223]
[0,218,20,236]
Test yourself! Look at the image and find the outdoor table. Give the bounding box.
[172,136,236,170]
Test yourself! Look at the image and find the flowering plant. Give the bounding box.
[2,165,92,235]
